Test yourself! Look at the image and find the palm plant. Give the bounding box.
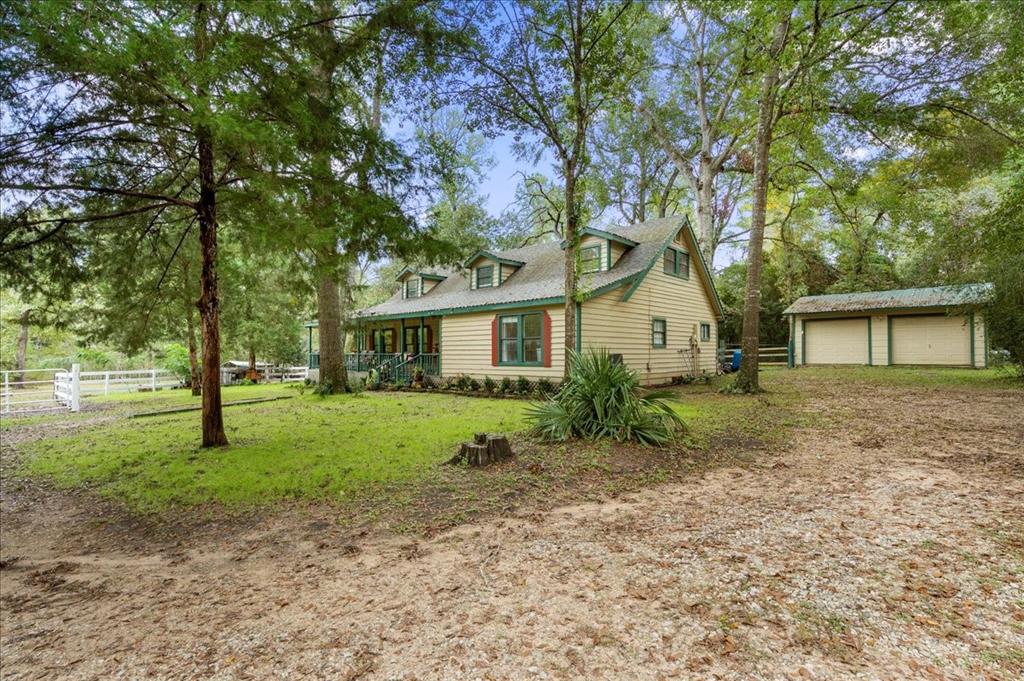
[527,349,685,446]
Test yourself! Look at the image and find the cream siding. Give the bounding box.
[972,312,987,367]
[440,305,565,379]
[499,263,518,284]
[870,314,887,364]
[609,242,627,268]
[580,234,718,385]
[421,278,437,294]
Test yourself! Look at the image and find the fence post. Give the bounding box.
[104,371,110,395]
[151,368,157,392]
[70,363,81,412]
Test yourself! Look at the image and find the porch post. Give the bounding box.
[400,318,406,354]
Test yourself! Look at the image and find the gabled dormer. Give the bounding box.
[397,268,447,299]
[563,228,639,273]
[464,251,526,290]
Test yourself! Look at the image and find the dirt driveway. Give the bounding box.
[1,376,1022,680]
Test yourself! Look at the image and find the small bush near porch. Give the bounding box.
[20,387,528,512]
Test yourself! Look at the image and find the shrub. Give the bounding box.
[536,377,556,396]
[516,375,532,394]
[499,376,513,394]
[162,343,192,384]
[313,379,335,396]
[526,349,684,446]
[469,377,481,391]
[365,369,381,390]
[483,376,497,394]
[455,373,471,391]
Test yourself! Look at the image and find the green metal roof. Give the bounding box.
[783,284,992,315]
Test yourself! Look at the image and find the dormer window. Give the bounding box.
[476,265,494,289]
[464,251,525,289]
[580,245,601,273]
[404,278,420,299]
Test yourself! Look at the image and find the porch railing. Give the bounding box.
[343,352,403,374]
[311,352,440,381]
[391,353,440,384]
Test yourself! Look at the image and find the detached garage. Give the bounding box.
[785,284,991,368]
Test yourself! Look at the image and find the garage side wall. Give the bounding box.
[972,312,987,368]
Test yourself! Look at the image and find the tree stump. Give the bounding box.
[448,433,514,466]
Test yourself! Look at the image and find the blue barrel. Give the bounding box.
[731,349,742,371]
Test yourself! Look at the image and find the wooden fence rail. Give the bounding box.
[717,345,791,366]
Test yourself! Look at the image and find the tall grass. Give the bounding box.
[527,350,684,446]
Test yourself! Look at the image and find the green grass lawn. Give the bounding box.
[10,366,1016,521]
[20,389,529,512]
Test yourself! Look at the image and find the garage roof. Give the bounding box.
[783,283,992,315]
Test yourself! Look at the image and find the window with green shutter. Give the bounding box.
[404,278,419,299]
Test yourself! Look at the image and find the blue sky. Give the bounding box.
[477,134,536,216]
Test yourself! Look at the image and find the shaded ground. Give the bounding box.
[1,370,1022,679]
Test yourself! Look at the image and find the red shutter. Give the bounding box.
[543,311,552,367]
[491,316,499,366]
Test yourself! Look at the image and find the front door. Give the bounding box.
[404,327,419,355]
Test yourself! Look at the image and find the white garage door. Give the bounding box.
[804,318,869,365]
[891,315,970,366]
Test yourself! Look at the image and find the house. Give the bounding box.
[305,216,724,386]
[783,284,991,368]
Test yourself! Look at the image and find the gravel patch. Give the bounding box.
[1,379,1021,680]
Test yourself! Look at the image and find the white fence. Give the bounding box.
[2,367,68,414]
[3,364,183,414]
[3,363,307,415]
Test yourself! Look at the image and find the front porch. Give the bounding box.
[305,316,442,383]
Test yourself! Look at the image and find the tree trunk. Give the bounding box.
[304,0,351,394]
[248,347,256,374]
[187,306,201,396]
[14,308,30,385]
[317,274,348,390]
[563,170,578,381]
[194,0,227,447]
[734,16,789,393]
[696,163,717,267]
